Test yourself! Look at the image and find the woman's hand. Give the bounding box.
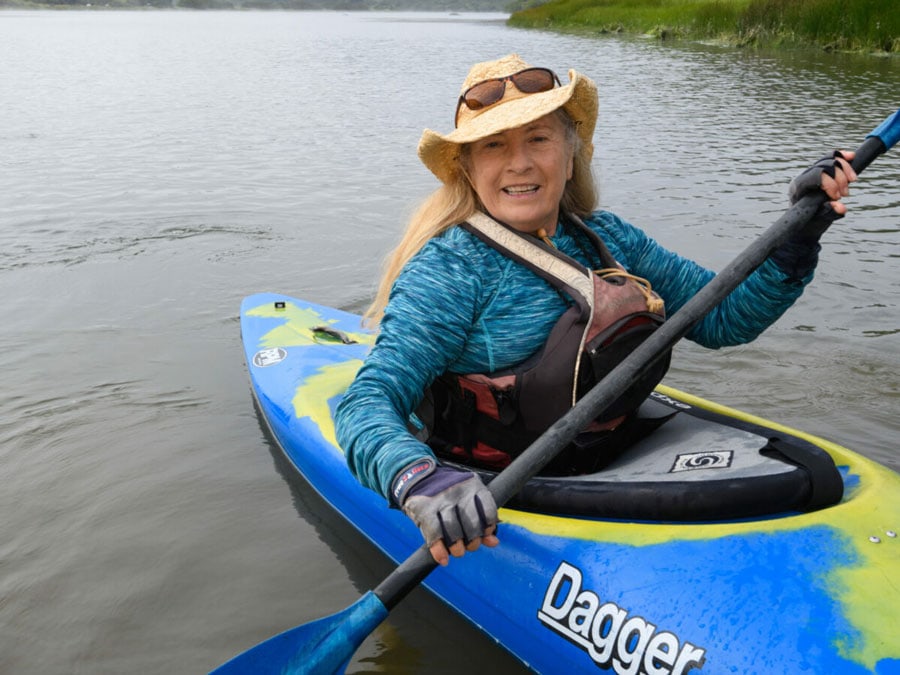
[788,150,858,239]
[392,459,499,566]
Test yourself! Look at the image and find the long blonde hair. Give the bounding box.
[364,109,598,326]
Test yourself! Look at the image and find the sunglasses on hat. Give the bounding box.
[454,67,561,127]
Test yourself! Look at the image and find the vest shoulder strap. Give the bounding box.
[463,212,595,314]
[563,212,620,270]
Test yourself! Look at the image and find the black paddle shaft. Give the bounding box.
[375,134,888,610]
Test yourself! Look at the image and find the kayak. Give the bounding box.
[239,292,900,675]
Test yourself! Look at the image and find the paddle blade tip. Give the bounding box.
[209,591,389,675]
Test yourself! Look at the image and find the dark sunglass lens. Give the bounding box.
[512,68,556,93]
[464,80,506,110]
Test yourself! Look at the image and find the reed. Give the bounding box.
[508,0,899,53]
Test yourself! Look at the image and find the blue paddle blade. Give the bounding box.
[868,108,900,151]
[211,591,389,675]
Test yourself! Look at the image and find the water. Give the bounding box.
[0,10,897,674]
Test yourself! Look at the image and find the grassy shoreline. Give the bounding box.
[508,0,899,54]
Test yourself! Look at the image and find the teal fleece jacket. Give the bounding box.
[335,210,814,501]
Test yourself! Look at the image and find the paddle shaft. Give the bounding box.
[374,127,894,611]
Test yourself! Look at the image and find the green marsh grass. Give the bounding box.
[508,0,899,53]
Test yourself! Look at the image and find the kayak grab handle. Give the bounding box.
[312,325,358,345]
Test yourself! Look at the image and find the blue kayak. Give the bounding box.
[239,292,900,675]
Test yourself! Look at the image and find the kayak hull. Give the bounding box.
[240,293,900,675]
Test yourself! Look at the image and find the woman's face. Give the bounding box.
[466,112,574,235]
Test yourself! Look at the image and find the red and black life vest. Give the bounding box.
[417,212,672,473]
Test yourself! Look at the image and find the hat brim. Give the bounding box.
[418,69,597,185]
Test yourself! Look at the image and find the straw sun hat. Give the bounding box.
[417,54,598,185]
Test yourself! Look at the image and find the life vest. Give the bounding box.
[417,212,672,473]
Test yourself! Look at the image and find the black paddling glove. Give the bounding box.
[769,238,821,284]
[770,152,848,283]
[787,151,848,241]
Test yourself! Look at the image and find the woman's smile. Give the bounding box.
[503,184,540,195]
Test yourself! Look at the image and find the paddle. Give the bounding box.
[212,108,900,675]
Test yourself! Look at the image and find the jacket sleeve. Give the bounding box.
[335,239,483,501]
[586,211,813,348]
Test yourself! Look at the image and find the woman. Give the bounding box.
[334,54,856,567]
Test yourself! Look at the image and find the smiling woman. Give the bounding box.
[332,52,859,568]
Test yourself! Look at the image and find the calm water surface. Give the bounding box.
[1,10,898,674]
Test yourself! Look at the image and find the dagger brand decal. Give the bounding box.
[539,562,706,675]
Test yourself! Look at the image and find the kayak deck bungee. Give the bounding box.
[240,292,900,674]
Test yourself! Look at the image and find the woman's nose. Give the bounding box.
[505,140,533,172]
